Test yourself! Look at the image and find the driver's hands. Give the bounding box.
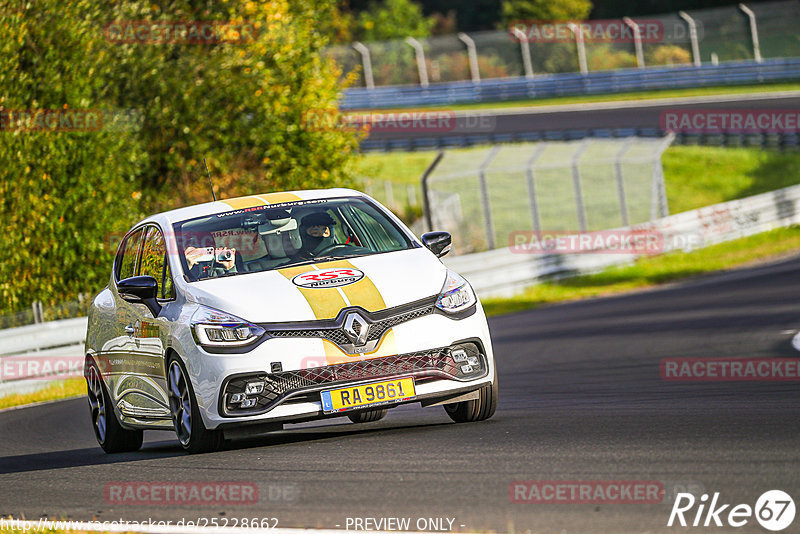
[216,247,236,270]
[184,246,205,268]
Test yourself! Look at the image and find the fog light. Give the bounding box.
[461,364,474,373]
[240,398,257,409]
[245,381,265,394]
[467,356,479,366]
[230,393,246,403]
[452,349,468,362]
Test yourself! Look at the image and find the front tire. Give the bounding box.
[167,357,223,454]
[86,360,143,453]
[348,408,388,424]
[444,368,498,423]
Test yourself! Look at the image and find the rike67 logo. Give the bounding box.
[668,490,795,531]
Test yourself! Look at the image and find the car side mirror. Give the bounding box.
[421,231,452,258]
[118,275,162,316]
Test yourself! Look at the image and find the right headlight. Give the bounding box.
[190,305,265,348]
[435,270,477,314]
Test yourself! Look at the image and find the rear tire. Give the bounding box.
[86,360,143,453]
[444,368,498,423]
[347,408,388,424]
[167,357,224,454]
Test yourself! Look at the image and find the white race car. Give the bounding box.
[85,189,497,453]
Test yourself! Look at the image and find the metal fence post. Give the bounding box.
[385,181,394,207]
[511,28,534,78]
[525,144,547,233]
[421,151,445,232]
[32,300,43,324]
[614,137,635,227]
[478,146,501,249]
[623,17,645,68]
[571,140,590,231]
[678,11,702,67]
[457,32,481,83]
[738,4,763,63]
[651,133,675,219]
[568,23,589,75]
[352,41,375,89]
[404,37,429,87]
[407,184,417,207]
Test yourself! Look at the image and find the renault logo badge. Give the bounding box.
[343,312,370,346]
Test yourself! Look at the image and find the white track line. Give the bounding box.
[0,520,438,534]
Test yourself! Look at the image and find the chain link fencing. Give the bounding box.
[412,136,674,255]
[327,0,800,88]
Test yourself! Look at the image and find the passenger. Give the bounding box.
[184,244,237,279]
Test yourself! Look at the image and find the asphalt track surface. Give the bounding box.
[1,255,799,533]
[364,92,800,141]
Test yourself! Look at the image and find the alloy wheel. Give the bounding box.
[168,361,192,446]
[87,365,106,442]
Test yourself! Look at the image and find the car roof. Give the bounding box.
[139,188,368,227]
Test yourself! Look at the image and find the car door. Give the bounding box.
[119,225,176,421]
[104,227,145,411]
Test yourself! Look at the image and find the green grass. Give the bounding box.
[663,146,800,214]
[482,226,800,316]
[363,81,800,113]
[0,378,85,410]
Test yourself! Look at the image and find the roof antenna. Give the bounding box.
[204,158,217,202]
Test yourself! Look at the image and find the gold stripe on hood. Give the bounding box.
[220,192,302,210]
[278,264,347,320]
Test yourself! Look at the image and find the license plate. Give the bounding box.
[320,377,416,413]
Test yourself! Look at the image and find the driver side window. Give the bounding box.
[116,228,144,281]
[140,226,175,300]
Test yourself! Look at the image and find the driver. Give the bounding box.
[299,212,337,257]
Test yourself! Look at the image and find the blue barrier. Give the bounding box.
[341,58,800,110]
[359,129,800,152]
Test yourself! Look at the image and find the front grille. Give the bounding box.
[269,328,351,346]
[261,297,436,351]
[365,307,433,341]
[221,343,486,416]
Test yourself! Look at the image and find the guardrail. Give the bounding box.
[0,317,87,394]
[360,128,800,152]
[341,58,800,110]
[443,183,800,298]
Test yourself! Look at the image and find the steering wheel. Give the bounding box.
[316,243,349,256]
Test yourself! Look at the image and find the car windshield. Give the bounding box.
[173,196,416,281]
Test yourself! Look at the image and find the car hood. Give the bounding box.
[184,247,447,323]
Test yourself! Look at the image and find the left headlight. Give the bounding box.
[191,305,265,348]
[435,270,477,314]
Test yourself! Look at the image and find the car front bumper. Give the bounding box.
[178,304,496,430]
